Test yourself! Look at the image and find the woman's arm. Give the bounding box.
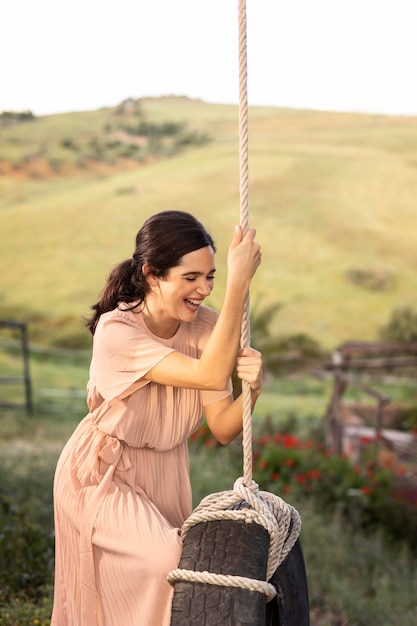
[204,347,263,444]
[145,226,261,390]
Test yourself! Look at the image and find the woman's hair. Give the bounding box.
[86,210,215,334]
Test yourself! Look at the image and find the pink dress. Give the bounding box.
[51,305,232,626]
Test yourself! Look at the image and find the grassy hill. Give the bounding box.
[1,96,417,350]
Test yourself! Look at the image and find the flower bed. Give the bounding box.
[189,424,417,552]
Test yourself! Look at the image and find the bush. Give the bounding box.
[379,306,417,341]
[0,491,54,603]
[0,111,36,127]
[0,594,52,626]
[253,432,417,552]
[189,423,417,553]
[48,158,62,173]
[60,138,77,150]
[346,267,395,291]
[174,130,211,147]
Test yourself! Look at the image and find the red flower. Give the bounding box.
[361,486,372,496]
[259,460,268,470]
[393,489,404,501]
[307,469,321,480]
[283,434,299,448]
[285,458,295,467]
[258,435,271,446]
[296,474,306,484]
[380,455,394,468]
[271,472,280,481]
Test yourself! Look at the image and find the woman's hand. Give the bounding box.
[227,225,262,292]
[204,345,263,444]
[235,346,263,395]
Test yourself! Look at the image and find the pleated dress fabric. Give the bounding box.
[51,305,232,626]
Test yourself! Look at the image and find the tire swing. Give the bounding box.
[168,2,310,623]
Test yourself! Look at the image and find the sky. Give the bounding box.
[2,0,417,117]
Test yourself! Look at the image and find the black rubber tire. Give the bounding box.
[170,501,310,625]
[170,518,270,625]
[266,539,310,626]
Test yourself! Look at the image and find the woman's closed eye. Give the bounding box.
[185,275,215,282]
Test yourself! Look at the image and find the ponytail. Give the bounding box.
[86,258,146,334]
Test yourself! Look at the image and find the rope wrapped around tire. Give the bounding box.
[169,500,310,625]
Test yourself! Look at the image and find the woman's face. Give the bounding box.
[146,246,216,328]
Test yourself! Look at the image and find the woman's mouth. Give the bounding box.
[184,298,202,311]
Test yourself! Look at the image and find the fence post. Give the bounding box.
[21,322,33,415]
[0,320,33,416]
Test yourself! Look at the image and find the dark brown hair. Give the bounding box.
[87,210,215,334]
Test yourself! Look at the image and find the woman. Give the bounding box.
[52,210,262,625]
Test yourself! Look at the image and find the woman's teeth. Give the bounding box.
[185,299,201,308]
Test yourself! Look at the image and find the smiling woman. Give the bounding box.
[51,210,262,625]
[141,245,217,338]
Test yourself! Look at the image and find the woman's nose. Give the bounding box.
[196,279,212,295]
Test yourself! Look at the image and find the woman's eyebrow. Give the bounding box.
[181,269,216,277]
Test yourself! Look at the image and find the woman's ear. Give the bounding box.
[142,264,158,286]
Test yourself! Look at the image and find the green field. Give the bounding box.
[1,99,417,623]
[2,97,417,350]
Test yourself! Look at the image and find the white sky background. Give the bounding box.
[2,0,417,116]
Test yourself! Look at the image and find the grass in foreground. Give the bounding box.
[0,402,416,625]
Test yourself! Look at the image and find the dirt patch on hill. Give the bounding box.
[0,157,148,181]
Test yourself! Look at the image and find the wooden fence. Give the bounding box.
[322,340,417,462]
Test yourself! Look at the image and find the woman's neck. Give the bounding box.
[141,306,180,339]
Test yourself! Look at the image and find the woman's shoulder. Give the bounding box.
[106,302,140,319]
[96,304,143,335]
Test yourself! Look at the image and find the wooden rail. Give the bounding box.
[323,341,417,458]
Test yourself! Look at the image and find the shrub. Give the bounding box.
[48,158,62,173]
[0,491,54,603]
[379,306,417,341]
[0,111,36,127]
[0,593,52,625]
[346,267,395,291]
[253,433,417,551]
[60,138,77,150]
[174,130,211,147]
[189,424,417,553]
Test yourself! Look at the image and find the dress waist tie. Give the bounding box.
[79,435,132,625]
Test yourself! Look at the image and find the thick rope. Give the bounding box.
[181,478,301,580]
[168,570,277,603]
[167,478,302,599]
[167,0,302,603]
[238,0,253,490]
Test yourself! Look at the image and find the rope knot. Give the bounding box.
[234,476,259,495]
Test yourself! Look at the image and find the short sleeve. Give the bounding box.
[91,313,175,401]
[201,381,233,407]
